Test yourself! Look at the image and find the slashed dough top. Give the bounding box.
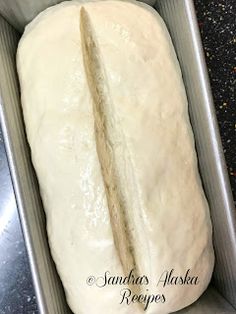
[17,1,214,313]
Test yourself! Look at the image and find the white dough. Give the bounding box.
[17,1,214,313]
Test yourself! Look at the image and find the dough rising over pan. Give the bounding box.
[17,1,214,313]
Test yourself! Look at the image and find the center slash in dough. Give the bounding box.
[80,7,143,295]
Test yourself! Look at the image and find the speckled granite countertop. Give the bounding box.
[195,0,236,205]
[0,0,235,313]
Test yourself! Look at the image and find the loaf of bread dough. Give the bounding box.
[17,1,214,313]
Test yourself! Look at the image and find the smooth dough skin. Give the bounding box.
[17,1,214,313]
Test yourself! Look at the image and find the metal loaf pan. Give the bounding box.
[0,0,235,313]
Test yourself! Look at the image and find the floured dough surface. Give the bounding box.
[17,1,214,313]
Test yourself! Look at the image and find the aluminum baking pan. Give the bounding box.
[0,0,235,313]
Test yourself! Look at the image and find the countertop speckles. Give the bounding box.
[194,0,236,204]
[0,1,235,313]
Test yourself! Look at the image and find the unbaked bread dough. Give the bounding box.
[17,1,214,313]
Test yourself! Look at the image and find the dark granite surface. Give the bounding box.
[0,0,235,313]
[195,0,236,205]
